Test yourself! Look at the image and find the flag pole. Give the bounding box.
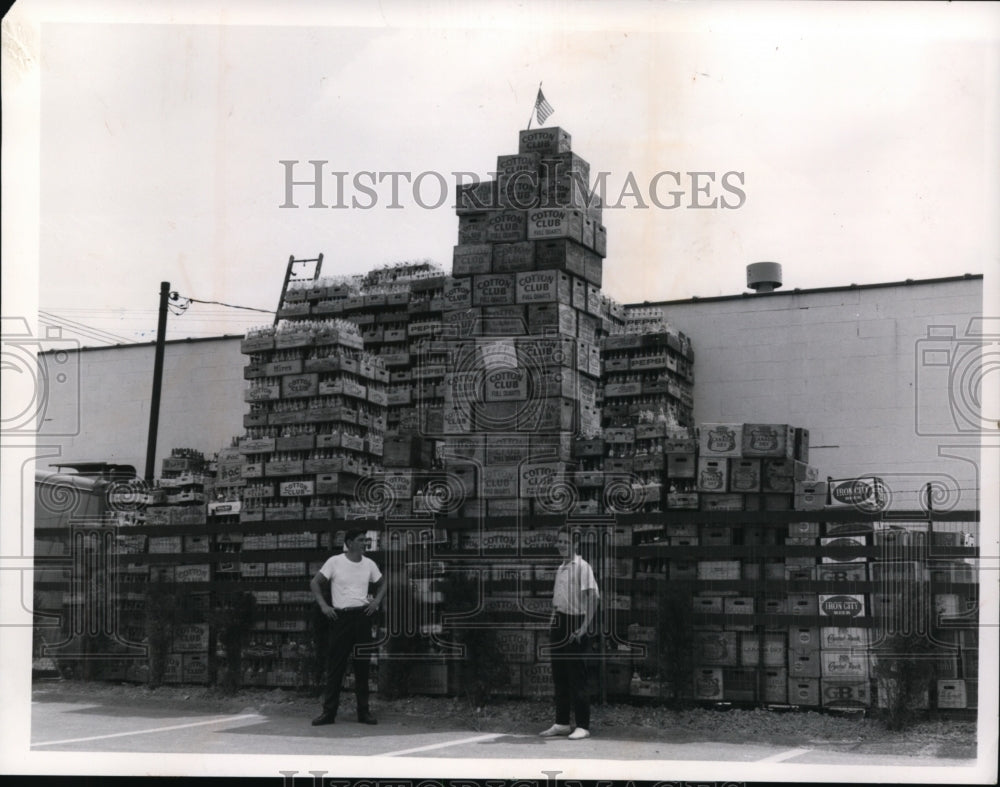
[526,81,542,130]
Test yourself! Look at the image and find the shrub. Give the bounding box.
[871,633,937,730]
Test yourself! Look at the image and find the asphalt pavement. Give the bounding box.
[28,693,982,774]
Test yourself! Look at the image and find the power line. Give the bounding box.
[38,311,134,345]
[170,292,275,315]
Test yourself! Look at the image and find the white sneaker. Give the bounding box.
[539,724,572,737]
[568,727,591,740]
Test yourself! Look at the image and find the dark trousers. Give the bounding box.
[550,612,590,729]
[321,608,373,717]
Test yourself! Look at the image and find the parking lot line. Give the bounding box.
[379,733,505,757]
[756,747,811,762]
[32,713,263,747]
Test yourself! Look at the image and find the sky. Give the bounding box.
[3,1,997,345]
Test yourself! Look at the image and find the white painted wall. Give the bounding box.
[656,276,983,511]
[38,337,247,475]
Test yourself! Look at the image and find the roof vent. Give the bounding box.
[747,262,783,293]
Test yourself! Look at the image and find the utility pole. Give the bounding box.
[145,282,170,482]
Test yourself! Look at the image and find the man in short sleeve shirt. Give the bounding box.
[309,528,385,726]
[539,527,599,740]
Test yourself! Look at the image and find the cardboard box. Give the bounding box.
[408,662,450,695]
[521,663,554,697]
[699,493,744,512]
[820,679,870,708]
[694,631,739,666]
[492,240,536,273]
[740,633,787,667]
[724,597,755,631]
[788,649,821,678]
[456,179,496,214]
[697,458,730,492]
[936,680,968,708]
[452,244,493,276]
[697,561,741,580]
[787,678,820,706]
[741,424,794,458]
[794,481,828,511]
[763,668,789,703]
[458,213,489,244]
[525,208,585,242]
[472,273,516,306]
[729,460,762,493]
[820,649,869,680]
[820,627,868,650]
[485,210,527,244]
[788,627,822,651]
[693,668,724,700]
[819,594,867,619]
[698,423,743,458]
[519,127,572,156]
[666,453,696,479]
[722,668,757,702]
[786,594,819,617]
[495,630,536,663]
[788,521,820,538]
[182,653,210,684]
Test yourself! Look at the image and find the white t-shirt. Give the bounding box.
[552,554,599,615]
[319,554,382,609]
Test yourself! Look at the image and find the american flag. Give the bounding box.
[535,88,554,125]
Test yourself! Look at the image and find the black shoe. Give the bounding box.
[357,713,378,725]
[311,712,336,726]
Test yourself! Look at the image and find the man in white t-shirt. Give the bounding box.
[309,528,385,726]
[539,527,599,740]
